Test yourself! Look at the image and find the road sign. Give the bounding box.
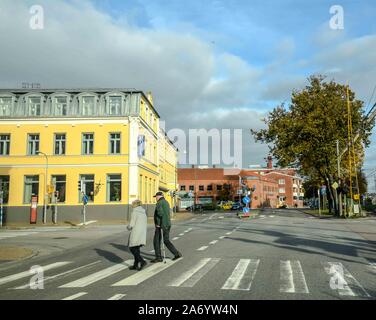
[320,186,327,196]
[237,189,242,195]
[353,194,360,200]
[82,194,89,205]
[332,182,338,189]
[242,196,250,205]
[243,207,250,214]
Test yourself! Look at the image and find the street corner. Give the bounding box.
[0,246,36,263]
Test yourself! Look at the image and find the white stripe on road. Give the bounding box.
[59,260,133,288]
[219,216,224,219]
[222,259,260,291]
[0,262,71,286]
[209,240,218,245]
[13,261,101,290]
[172,237,179,241]
[219,236,225,239]
[0,232,38,240]
[169,258,220,287]
[324,262,370,297]
[280,260,309,294]
[226,232,232,235]
[149,250,155,253]
[270,216,275,218]
[108,294,127,300]
[260,215,265,218]
[62,292,88,300]
[197,246,208,251]
[112,258,182,286]
[179,233,184,236]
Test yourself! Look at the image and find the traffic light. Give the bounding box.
[78,181,82,192]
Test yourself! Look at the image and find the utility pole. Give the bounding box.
[38,151,48,224]
[336,140,342,217]
[318,188,321,217]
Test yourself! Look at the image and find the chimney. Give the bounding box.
[267,155,273,169]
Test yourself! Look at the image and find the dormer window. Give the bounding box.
[108,96,121,115]
[0,97,12,116]
[82,96,95,116]
[54,96,68,116]
[28,97,42,116]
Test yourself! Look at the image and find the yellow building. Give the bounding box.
[0,89,178,224]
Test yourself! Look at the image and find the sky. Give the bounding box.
[1,0,376,188]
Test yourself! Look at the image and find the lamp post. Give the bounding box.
[38,151,48,224]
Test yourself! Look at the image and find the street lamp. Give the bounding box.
[38,151,48,224]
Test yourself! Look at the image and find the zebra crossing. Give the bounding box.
[0,257,374,299]
[0,231,39,241]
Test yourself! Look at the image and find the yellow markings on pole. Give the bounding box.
[353,194,360,201]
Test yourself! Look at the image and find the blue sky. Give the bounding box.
[1,0,376,188]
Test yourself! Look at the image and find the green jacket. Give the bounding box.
[154,197,171,229]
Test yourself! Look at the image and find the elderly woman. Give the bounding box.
[127,200,147,271]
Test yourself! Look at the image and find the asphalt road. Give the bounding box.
[0,209,375,300]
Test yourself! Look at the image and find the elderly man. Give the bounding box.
[151,192,182,263]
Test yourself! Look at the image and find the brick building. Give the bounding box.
[177,157,304,209]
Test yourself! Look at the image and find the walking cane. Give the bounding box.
[160,227,167,264]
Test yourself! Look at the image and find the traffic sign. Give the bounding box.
[243,207,250,214]
[242,196,250,205]
[82,194,89,205]
[353,194,360,200]
[332,182,338,189]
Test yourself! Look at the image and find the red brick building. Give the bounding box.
[177,157,304,209]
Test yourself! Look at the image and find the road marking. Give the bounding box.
[270,216,275,218]
[219,216,224,219]
[149,250,155,253]
[369,263,376,273]
[13,261,101,290]
[197,246,208,251]
[222,259,260,291]
[179,233,184,236]
[172,237,179,241]
[219,236,225,239]
[209,240,218,245]
[112,258,182,286]
[77,220,97,226]
[280,260,309,294]
[226,232,232,235]
[169,258,220,287]
[260,215,265,218]
[62,292,88,300]
[323,262,370,297]
[108,293,127,300]
[0,262,71,286]
[59,260,133,288]
[0,232,39,240]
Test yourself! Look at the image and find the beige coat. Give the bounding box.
[127,206,147,247]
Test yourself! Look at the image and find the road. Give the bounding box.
[0,208,375,300]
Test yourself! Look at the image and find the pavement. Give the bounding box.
[0,209,375,300]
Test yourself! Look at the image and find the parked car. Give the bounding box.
[186,204,215,212]
[231,202,243,210]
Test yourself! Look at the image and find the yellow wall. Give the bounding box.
[0,121,130,207]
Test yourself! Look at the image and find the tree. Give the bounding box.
[251,75,374,215]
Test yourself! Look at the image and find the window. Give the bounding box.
[189,185,194,191]
[109,133,121,154]
[207,185,213,191]
[52,175,66,203]
[82,96,95,116]
[293,196,298,200]
[278,179,285,185]
[180,185,186,191]
[279,188,286,194]
[82,133,94,155]
[0,134,10,155]
[54,97,68,116]
[28,97,41,116]
[80,175,94,202]
[0,97,12,116]
[0,176,10,204]
[24,175,39,203]
[54,134,66,155]
[27,134,40,155]
[108,97,121,115]
[107,174,122,202]
[199,185,204,191]
[217,185,223,191]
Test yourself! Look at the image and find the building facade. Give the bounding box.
[0,89,178,224]
[177,160,304,209]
